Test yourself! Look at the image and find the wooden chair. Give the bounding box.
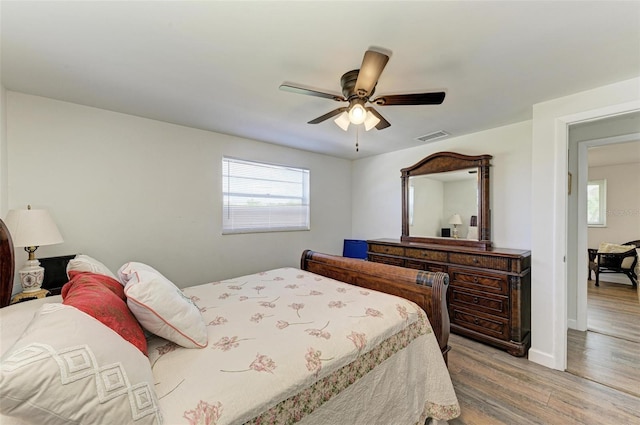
[588,240,639,287]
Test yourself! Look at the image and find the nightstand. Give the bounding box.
[10,289,50,304]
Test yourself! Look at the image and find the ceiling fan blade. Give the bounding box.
[372,92,446,106]
[307,107,348,124]
[280,83,346,102]
[366,107,391,130]
[354,50,389,97]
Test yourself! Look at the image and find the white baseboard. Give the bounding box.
[528,348,562,370]
[567,319,578,330]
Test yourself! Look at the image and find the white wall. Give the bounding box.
[351,120,533,250]
[6,92,352,293]
[443,178,477,238]
[410,176,443,236]
[530,76,640,370]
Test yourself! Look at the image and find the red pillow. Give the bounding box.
[62,271,148,356]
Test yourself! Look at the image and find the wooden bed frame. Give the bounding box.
[301,250,451,361]
[0,218,15,308]
[0,220,450,361]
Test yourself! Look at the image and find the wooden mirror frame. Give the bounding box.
[401,151,493,250]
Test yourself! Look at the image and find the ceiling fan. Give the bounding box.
[280,48,446,132]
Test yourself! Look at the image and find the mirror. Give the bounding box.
[401,152,492,250]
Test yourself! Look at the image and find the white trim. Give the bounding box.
[554,116,570,371]
[528,348,557,369]
[552,100,640,370]
[576,141,589,331]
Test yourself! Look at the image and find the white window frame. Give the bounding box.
[587,179,607,227]
[222,157,310,234]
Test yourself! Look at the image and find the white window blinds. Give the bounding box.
[222,157,310,234]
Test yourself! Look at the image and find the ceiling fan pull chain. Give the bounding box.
[355,126,359,152]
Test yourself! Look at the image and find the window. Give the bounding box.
[222,157,310,234]
[587,179,606,227]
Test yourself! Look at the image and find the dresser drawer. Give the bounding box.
[405,260,448,273]
[450,268,509,295]
[450,306,509,340]
[368,244,405,256]
[404,259,425,270]
[405,248,448,262]
[367,254,405,267]
[449,252,510,271]
[450,287,508,317]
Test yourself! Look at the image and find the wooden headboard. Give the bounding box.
[301,250,451,361]
[0,218,15,307]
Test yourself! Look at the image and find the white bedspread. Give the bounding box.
[150,267,460,424]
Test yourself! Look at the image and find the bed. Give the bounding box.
[0,219,460,424]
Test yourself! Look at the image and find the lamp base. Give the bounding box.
[452,226,459,239]
[19,259,45,293]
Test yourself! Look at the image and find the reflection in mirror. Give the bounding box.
[409,169,478,239]
[401,151,492,250]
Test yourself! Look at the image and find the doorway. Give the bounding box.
[565,114,640,396]
[567,113,640,331]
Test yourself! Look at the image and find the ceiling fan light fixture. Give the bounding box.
[334,112,350,131]
[348,103,367,125]
[363,110,381,131]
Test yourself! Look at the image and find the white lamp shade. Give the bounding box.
[334,111,350,131]
[363,110,381,131]
[5,208,64,247]
[448,214,463,226]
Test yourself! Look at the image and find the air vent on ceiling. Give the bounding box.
[415,130,450,143]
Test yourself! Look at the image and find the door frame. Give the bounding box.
[574,132,640,331]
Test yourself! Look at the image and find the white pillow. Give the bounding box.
[119,262,208,349]
[66,254,118,280]
[0,304,161,425]
[597,242,635,254]
[597,243,636,269]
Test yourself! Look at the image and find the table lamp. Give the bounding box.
[449,214,463,239]
[4,205,64,293]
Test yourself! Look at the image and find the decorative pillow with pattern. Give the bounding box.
[0,304,162,425]
[66,254,118,280]
[119,262,208,348]
[62,271,148,355]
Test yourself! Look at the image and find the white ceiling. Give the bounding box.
[2,1,639,160]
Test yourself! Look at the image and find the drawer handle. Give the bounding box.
[473,277,479,283]
[473,297,479,304]
[474,318,480,325]
[472,258,479,263]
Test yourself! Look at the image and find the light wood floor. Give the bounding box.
[585,279,640,342]
[566,279,640,398]
[447,279,640,424]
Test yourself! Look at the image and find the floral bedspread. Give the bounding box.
[149,268,460,425]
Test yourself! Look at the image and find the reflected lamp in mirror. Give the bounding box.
[449,214,463,239]
[4,205,64,293]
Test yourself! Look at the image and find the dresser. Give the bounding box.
[367,239,531,356]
